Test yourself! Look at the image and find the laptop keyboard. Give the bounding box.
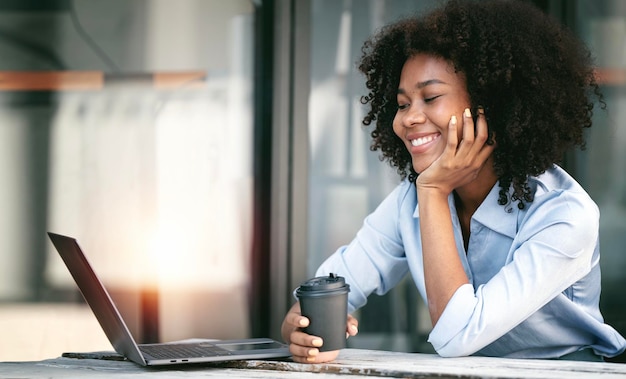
[139,343,232,359]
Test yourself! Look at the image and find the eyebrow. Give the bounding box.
[397,79,448,94]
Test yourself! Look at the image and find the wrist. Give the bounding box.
[416,184,450,201]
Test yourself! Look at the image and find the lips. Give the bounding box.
[407,132,441,152]
[411,135,438,147]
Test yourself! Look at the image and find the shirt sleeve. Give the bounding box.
[428,189,600,357]
[316,181,414,313]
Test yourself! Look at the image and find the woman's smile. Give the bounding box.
[408,132,441,153]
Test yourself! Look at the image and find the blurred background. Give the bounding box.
[0,0,623,363]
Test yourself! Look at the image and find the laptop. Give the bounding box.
[47,232,291,366]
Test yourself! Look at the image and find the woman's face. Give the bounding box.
[393,54,471,174]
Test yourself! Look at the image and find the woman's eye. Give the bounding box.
[397,103,409,110]
[424,95,442,103]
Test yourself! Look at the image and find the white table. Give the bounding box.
[2,349,626,378]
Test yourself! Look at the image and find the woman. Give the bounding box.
[281,0,626,362]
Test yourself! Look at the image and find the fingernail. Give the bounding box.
[312,338,323,347]
[308,348,319,356]
[298,318,308,327]
[306,356,316,362]
[477,106,485,115]
[450,115,457,125]
[350,325,358,334]
[464,108,471,117]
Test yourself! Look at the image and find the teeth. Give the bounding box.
[410,135,436,147]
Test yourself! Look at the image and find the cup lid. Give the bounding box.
[297,273,348,292]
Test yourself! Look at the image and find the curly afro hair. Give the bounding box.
[358,0,602,209]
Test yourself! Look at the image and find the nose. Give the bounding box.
[401,104,426,127]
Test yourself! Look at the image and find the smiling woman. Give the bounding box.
[282,0,626,363]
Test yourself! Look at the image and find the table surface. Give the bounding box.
[2,348,626,378]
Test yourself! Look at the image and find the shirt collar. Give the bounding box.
[471,183,519,238]
[413,182,519,239]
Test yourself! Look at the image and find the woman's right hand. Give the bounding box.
[281,302,358,363]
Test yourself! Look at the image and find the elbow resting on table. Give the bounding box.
[430,330,482,358]
[433,344,476,358]
[427,284,484,358]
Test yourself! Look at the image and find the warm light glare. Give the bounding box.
[146,228,189,288]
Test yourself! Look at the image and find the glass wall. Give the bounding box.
[1,0,623,363]
[0,0,256,360]
[571,0,626,361]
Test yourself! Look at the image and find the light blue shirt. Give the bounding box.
[316,165,626,358]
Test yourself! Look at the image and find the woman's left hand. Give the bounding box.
[416,107,494,195]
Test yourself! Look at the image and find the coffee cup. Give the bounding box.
[295,273,350,351]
